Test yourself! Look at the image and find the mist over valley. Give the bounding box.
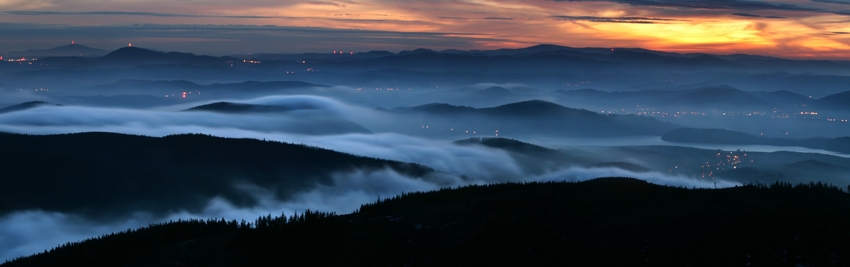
[1,42,850,265]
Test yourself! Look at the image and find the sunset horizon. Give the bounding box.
[2,0,850,60]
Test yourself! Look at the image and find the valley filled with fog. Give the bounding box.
[1,44,849,261]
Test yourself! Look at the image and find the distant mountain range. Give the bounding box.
[6,179,849,266]
[4,44,850,97]
[3,44,109,58]
[0,132,431,218]
[4,43,849,74]
[30,47,243,68]
[83,79,324,96]
[418,84,825,112]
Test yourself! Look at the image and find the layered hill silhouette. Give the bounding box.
[83,79,324,96]
[3,44,109,58]
[393,100,679,137]
[813,91,850,111]
[35,47,242,68]
[0,132,431,219]
[0,101,60,114]
[454,137,593,174]
[5,44,850,97]
[5,179,849,266]
[100,47,241,66]
[185,102,305,113]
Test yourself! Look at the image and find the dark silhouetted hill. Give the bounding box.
[0,132,430,219]
[82,79,324,97]
[455,136,556,155]
[394,103,478,114]
[56,95,181,108]
[4,44,109,58]
[99,47,240,66]
[480,99,596,117]
[185,102,310,113]
[5,179,849,266]
[393,100,678,137]
[0,101,60,114]
[813,91,850,111]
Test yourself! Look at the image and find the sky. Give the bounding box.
[1,0,850,59]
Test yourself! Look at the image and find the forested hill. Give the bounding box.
[0,132,432,218]
[5,178,849,266]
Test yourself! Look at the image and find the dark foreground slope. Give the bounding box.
[0,132,431,218]
[6,179,849,266]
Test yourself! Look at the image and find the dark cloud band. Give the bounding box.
[551,15,683,24]
[552,0,821,12]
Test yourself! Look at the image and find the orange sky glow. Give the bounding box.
[1,0,849,59]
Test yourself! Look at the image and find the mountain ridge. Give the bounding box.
[5,179,848,266]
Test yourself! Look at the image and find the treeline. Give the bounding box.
[4,209,336,266]
[746,180,846,192]
[4,178,850,266]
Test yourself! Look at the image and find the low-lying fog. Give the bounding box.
[0,95,747,261]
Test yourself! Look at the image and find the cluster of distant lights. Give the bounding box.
[667,151,755,178]
[165,91,200,98]
[600,105,850,122]
[2,56,38,62]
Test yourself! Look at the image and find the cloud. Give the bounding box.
[304,1,345,7]
[0,210,156,262]
[0,95,381,136]
[440,16,515,20]
[731,12,785,18]
[811,0,850,5]
[0,92,747,261]
[0,163,739,262]
[553,0,822,12]
[551,15,684,24]
[2,10,287,19]
[0,23,505,55]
